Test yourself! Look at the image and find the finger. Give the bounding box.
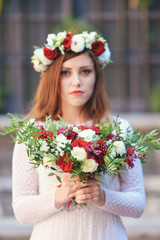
[85,173,95,178]
[75,192,98,204]
[76,184,100,197]
[74,179,97,189]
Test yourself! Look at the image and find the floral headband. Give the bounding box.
[31,31,111,73]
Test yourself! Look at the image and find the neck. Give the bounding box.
[61,105,87,125]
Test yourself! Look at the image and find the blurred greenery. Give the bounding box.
[150,28,160,49]
[149,81,160,112]
[127,0,154,9]
[51,15,99,34]
[0,85,9,113]
[139,0,153,9]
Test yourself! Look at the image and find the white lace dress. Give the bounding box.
[12,119,145,240]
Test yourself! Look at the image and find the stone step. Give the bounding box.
[0,217,33,240]
[0,177,13,217]
[122,217,160,240]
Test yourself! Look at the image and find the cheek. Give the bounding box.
[60,80,67,97]
[87,76,96,93]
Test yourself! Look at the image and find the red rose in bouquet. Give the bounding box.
[90,125,101,134]
[57,154,73,172]
[125,156,134,168]
[65,129,78,141]
[78,125,88,131]
[71,138,88,148]
[35,130,54,140]
[93,140,108,168]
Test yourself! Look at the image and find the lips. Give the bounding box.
[70,90,84,96]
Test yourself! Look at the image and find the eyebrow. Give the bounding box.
[61,65,94,69]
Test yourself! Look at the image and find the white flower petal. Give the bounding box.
[34,48,53,65]
[47,33,56,46]
[83,159,98,172]
[71,34,85,53]
[32,59,47,72]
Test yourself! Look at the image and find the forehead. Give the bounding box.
[62,52,94,68]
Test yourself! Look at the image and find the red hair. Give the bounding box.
[28,50,110,123]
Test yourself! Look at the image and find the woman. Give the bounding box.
[12,31,145,240]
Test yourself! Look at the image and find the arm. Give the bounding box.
[98,157,145,218]
[12,142,63,225]
[98,119,146,218]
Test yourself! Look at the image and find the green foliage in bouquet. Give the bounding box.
[0,113,160,182]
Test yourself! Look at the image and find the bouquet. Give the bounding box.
[1,114,160,184]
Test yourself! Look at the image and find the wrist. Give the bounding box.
[54,188,66,209]
[96,189,106,207]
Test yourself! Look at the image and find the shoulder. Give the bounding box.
[112,115,130,126]
[111,115,133,134]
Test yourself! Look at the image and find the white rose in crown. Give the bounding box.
[56,31,67,42]
[43,156,55,167]
[98,43,111,68]
[82,31,97,48]
[89,31,97,41]
[71,147,87,161]
[47,33,56,46]
[34,49,53,65]
[78,129,96,141]
[58,44,65,54]
[71,34,85,53]
[82,159,99,173]
[32,59,47,72]
[113,141,126,156]
[81,31,89,38]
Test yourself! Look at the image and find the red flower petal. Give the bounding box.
[43,47,58,60]
[57,154,73,172]
[91,41,105,56]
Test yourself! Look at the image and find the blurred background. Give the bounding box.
[0,0,160,239]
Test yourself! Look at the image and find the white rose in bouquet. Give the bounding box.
[43,156,55,167]
[78,129,96,141]
[71,147,87,161]
[82,159,99,173]
[113,141,126,156]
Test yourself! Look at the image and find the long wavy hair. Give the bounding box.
[27,49,111,123]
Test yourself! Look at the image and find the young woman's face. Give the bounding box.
[60,52,96,110]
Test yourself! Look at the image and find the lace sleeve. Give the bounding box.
[12,142,63,225]
[97,118,146,218]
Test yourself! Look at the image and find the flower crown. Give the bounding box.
[31,31,111,73]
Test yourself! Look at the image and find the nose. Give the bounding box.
[71,72,81,87]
